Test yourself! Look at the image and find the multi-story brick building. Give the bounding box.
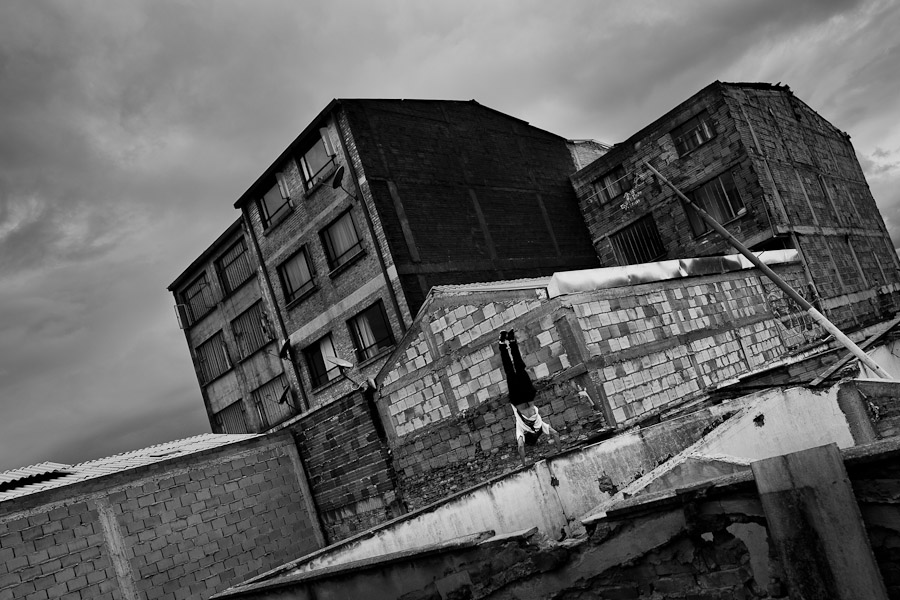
[167,219,298,434]
[225,99,604,416]
[570,81,900,330]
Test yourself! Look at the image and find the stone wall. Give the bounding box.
[0,434,321,600]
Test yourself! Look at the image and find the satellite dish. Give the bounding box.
[325,355,353,369]
[331,165,346,189]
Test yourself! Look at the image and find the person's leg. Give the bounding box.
[499,332,515,383]
[508,330,526,373]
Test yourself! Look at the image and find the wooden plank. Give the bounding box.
[810,315,900,386]
[752,443,888,600]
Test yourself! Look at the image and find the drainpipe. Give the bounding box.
[240,211,311,411]
[645,161,892,380]
[332,105,408,334]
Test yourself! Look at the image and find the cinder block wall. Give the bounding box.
[378,264,815,509]
[0,434,321,600]
[291,391,402,543]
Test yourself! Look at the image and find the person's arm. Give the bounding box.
[517,436,528,467]
[548,425,561,446]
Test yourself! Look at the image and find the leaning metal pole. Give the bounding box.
[644,161,892,380]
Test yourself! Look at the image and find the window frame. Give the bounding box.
[594,164,632,204]
[257,173,292,230]
[609,213,667,265]
[303,333,342,389]
[214,400,250,434]
[298,128,337,190]
[347,301,395,363]
[215,238,254,296]
[670,111,716,157]
[277,246,317,305]
[320,209,364,273]
[231,301,273,360]
[684,171,747,237]
[182,272,216,325]
[195,331,232,384]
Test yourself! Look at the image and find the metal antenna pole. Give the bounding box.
[644,161,892,380]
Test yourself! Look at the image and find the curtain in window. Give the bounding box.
[284,252,312,297]
[262,183,289,224]
[327,213,359,265]
[354,313,377,358]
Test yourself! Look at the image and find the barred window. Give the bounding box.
[685,172,746,236]
[231,302,272,360]
[183,272,216,325]
[321,211,363,271]
[671,111,715,156]
[214,400,250,434]
[196,331,231,384]
[216,239,253,295]
[594,165,632,204]
[304,333,341,388]
[253,375,293,429]
[610,214,666,265]
[278,247,315,304]
[348,301,394,362]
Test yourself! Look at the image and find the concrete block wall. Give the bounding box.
[0,434,321,600]
[291,391,401,543]
[377,263,818,509]
[0,500,111,600]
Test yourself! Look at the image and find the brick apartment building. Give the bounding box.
[570,81,900,330]
[171,99,605,433]
[167,220,299,434]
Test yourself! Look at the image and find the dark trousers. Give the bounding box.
[500,340,536,406]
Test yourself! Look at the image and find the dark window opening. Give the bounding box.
[348,301,394,362]
[671,112,715,156]
[610,214,666,265]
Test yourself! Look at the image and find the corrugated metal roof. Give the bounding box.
[0,433,257,503]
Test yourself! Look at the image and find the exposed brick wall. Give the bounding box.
[0,434,320,600]
[342,99,601,315]
[571,81,900,334]
[290,391,401,543]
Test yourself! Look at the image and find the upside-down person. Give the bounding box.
[498,329,560,466]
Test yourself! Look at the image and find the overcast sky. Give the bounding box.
[1,0,898,471]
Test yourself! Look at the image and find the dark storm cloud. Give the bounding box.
[0,0,898,471]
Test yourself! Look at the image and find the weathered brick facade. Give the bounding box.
[167,220,292,435]
[376,256,821,509]
[571,81,900,332]
[0,434,321,600]
[231,99,601,415]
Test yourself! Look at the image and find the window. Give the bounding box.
[348,302,394,362]
[321,211,363,271]
[253,375,293,429]
[685,172,746,236]
[299,128,336,189]
[610,214,666,265]
[183,272,216,324]
[258,174,291,229]
[278,247,315,304]
[594,165,632,204]
[231,302,273,359]
[214,400,250,434]
[671,111,715,156]
[196,332,231,383]
[216,239,253,295]
[304,333,341,388]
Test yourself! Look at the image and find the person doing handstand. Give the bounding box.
[498,329,560,466]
